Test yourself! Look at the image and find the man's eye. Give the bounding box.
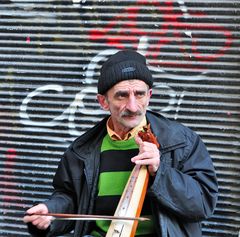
[135,92,146,98]
[119,93,128,97]
[115,92,128,99]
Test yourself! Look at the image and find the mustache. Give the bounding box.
[121,110,142,117]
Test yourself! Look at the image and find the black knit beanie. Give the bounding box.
[98,50,153,95]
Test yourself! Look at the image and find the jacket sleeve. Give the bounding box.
[26,151,78,237]
[148,131,218,222]
[44,151,80,236]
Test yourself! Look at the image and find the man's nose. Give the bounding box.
[125,95,138,112]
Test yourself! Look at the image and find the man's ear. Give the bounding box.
[149,89,152,97]
[97,94,110,111]
[146,89,152,106]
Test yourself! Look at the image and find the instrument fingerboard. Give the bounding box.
[117,165,141,217]
[110,165,141,236]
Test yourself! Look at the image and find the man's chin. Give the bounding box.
[122,116,141,128]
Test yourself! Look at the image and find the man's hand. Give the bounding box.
[132,135,160,176]
[23,203,52,230]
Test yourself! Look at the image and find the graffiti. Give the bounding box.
[19,80,184,137]
[19,38,185,138]
[18,0,235,137]
[19,84,106,137]
[0,148,22,207]
[7,0,89,17]
[89,0,233,79]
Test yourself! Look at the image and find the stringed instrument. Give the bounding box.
[23,124,159,237]
[106,124,159,237]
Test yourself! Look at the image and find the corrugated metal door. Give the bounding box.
[0,1,239,236]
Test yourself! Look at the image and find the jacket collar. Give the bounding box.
[146,111,186,152]
[71,110,187,158]
[69,111,187,187]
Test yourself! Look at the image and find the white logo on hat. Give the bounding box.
[122,67,136,73]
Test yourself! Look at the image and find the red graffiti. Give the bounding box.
[26,36,31,43]
[1,148,22,206]
[4,148,17,169]
[89,0,233,70]
[6,148,17,160]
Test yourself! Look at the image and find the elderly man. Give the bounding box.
[24,50,218,237]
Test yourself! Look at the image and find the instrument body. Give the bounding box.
[106,124,159,237]
[106,165,149,237]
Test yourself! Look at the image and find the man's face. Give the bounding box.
[98,80,152,135]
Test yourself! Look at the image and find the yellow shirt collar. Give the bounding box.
[107,116,147,141]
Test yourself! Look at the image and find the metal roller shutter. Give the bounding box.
[0,1,239,236]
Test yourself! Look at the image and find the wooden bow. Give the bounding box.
[24,213,148,221]
[106,124,159,237]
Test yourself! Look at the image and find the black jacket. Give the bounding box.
[29,111,218,237]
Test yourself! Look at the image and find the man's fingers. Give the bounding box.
[23,203,49,225]
[25,203,48,215]
[134,135,143,147]
[133,134,160,176]
[33,216,52,229]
